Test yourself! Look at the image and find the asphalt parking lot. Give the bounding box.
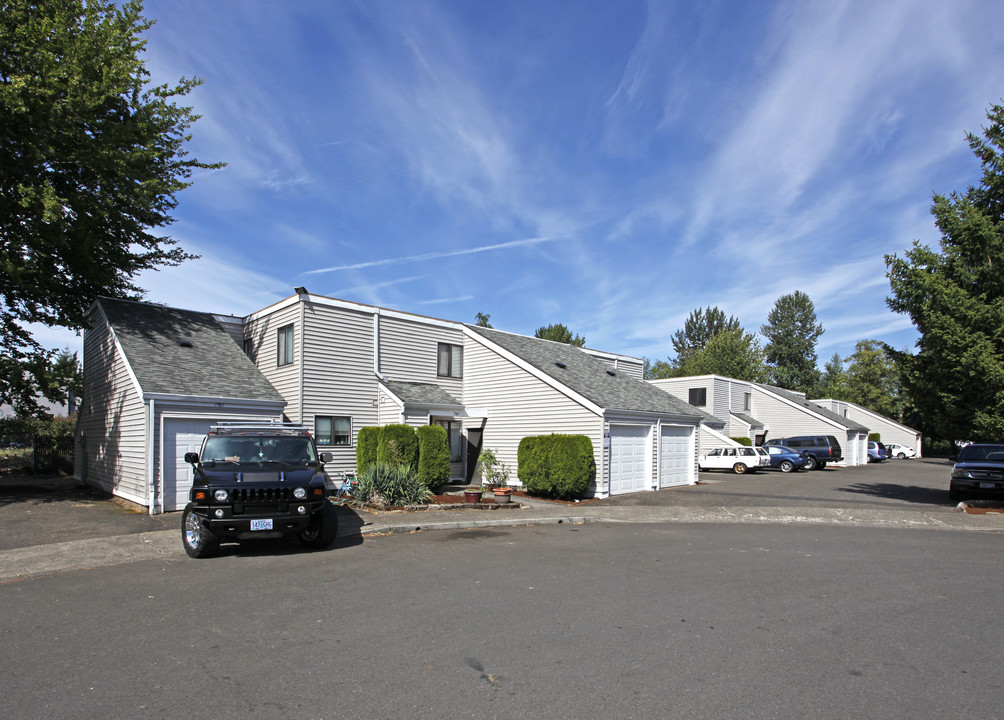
[0,457,964,554]
[596,456,957,510]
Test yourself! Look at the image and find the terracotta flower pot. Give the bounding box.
[492,488,512,503]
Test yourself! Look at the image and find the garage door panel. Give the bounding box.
[610,425,650,495]
[162,419,214,512]
[659,426,692,488]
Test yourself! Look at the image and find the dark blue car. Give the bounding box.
[764,445,807,473]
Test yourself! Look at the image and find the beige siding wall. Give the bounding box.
[299,303,380,473]
[79,314,148,504]
[377,314,464,399]
[246,303,302,422]
[463,337,601,489]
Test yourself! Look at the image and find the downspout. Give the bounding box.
[372,309,387,381]
[298,294,306,424]
[148,397,157,515]
[372,310,387,425]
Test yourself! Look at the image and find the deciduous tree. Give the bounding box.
[0,0,222,415]
[534,323,585,347]
[761,291,823,393]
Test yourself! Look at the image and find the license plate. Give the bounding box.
[980,482,996,489]
[250,519,273,531]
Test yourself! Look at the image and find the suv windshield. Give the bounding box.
[202,436,318,465]
[957,444,1004,462]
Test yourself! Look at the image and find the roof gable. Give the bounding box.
[755,383,869,432]
[466,326,712,419]
[96,298,284,403]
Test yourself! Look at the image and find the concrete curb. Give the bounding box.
[3,503,1003,582]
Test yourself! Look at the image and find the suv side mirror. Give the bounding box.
[184,452,200,464]
[319,452,333,463]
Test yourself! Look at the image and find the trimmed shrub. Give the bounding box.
[377,424,419,471]
[729,436,752,446]
[518,434,594,499]
[868,432,882,442]
[352,463,432,507]
[356,426,380,475]
[416,425,450,491]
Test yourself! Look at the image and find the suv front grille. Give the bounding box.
[232,487,293,503]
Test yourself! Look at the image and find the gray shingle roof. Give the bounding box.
[467,325,715,420]
[755,383,869,432]
[731,412,765,429]
[97,298,284,403]
[381,381,462,408]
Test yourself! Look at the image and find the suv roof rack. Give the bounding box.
[209,421,310,437]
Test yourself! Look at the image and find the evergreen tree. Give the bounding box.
[675,327,768,383]
[886,102,1004,440]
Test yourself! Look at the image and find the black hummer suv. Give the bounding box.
[181,423,337,558]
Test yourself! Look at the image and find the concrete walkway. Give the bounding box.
[3,493,1003,582]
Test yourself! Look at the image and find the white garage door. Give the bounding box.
[609,425,650,495]
[659,425,692,488]
[163,418,214,512]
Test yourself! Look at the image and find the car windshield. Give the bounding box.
[202,436,317,464]
[957,444,1004,462]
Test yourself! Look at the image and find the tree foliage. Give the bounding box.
[0,0,222,415]
[670,307,741,367]
[534,323,585,347]
[885,102,1004,441]
[843,340,903,419]
[816,352,849,400]
[674,326,768,383]
[760,291,823,393]
[474,312,492,328]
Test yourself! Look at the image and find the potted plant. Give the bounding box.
[479,448,513,503]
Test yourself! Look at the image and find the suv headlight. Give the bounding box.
[293,487,307,500]
[951,468,970,479]
[214,489,229,502]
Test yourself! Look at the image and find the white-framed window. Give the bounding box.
[437,343,463,378]
[688,387,707,406]
[277,324,294,366]
[744,392,752,411]
[315,416,351,446]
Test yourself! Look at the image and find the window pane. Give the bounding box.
[278,324,294,366]
[315,416,332,445]
[450,344,463,378]
[438,344,450,376]
[333,417,350,446]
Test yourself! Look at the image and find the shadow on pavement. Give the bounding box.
[839,482,952,507]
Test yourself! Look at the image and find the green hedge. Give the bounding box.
[868,432,881,442]
[416,425,450,491]
[517,434,594,499]
[356,426,381,475]
[729,436,752,446]
[376,424,419,471]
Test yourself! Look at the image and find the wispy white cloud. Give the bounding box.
[303,236,563,275]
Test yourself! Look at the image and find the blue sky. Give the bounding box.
[38,0,1004,367]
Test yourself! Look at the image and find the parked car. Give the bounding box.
[754,446,771,467]
[699,446,762,474]
[867,441,888,463]
[885,443,916,459]
[763,435,843,471]
[763,445,808,473]
[948,443,1004,503]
